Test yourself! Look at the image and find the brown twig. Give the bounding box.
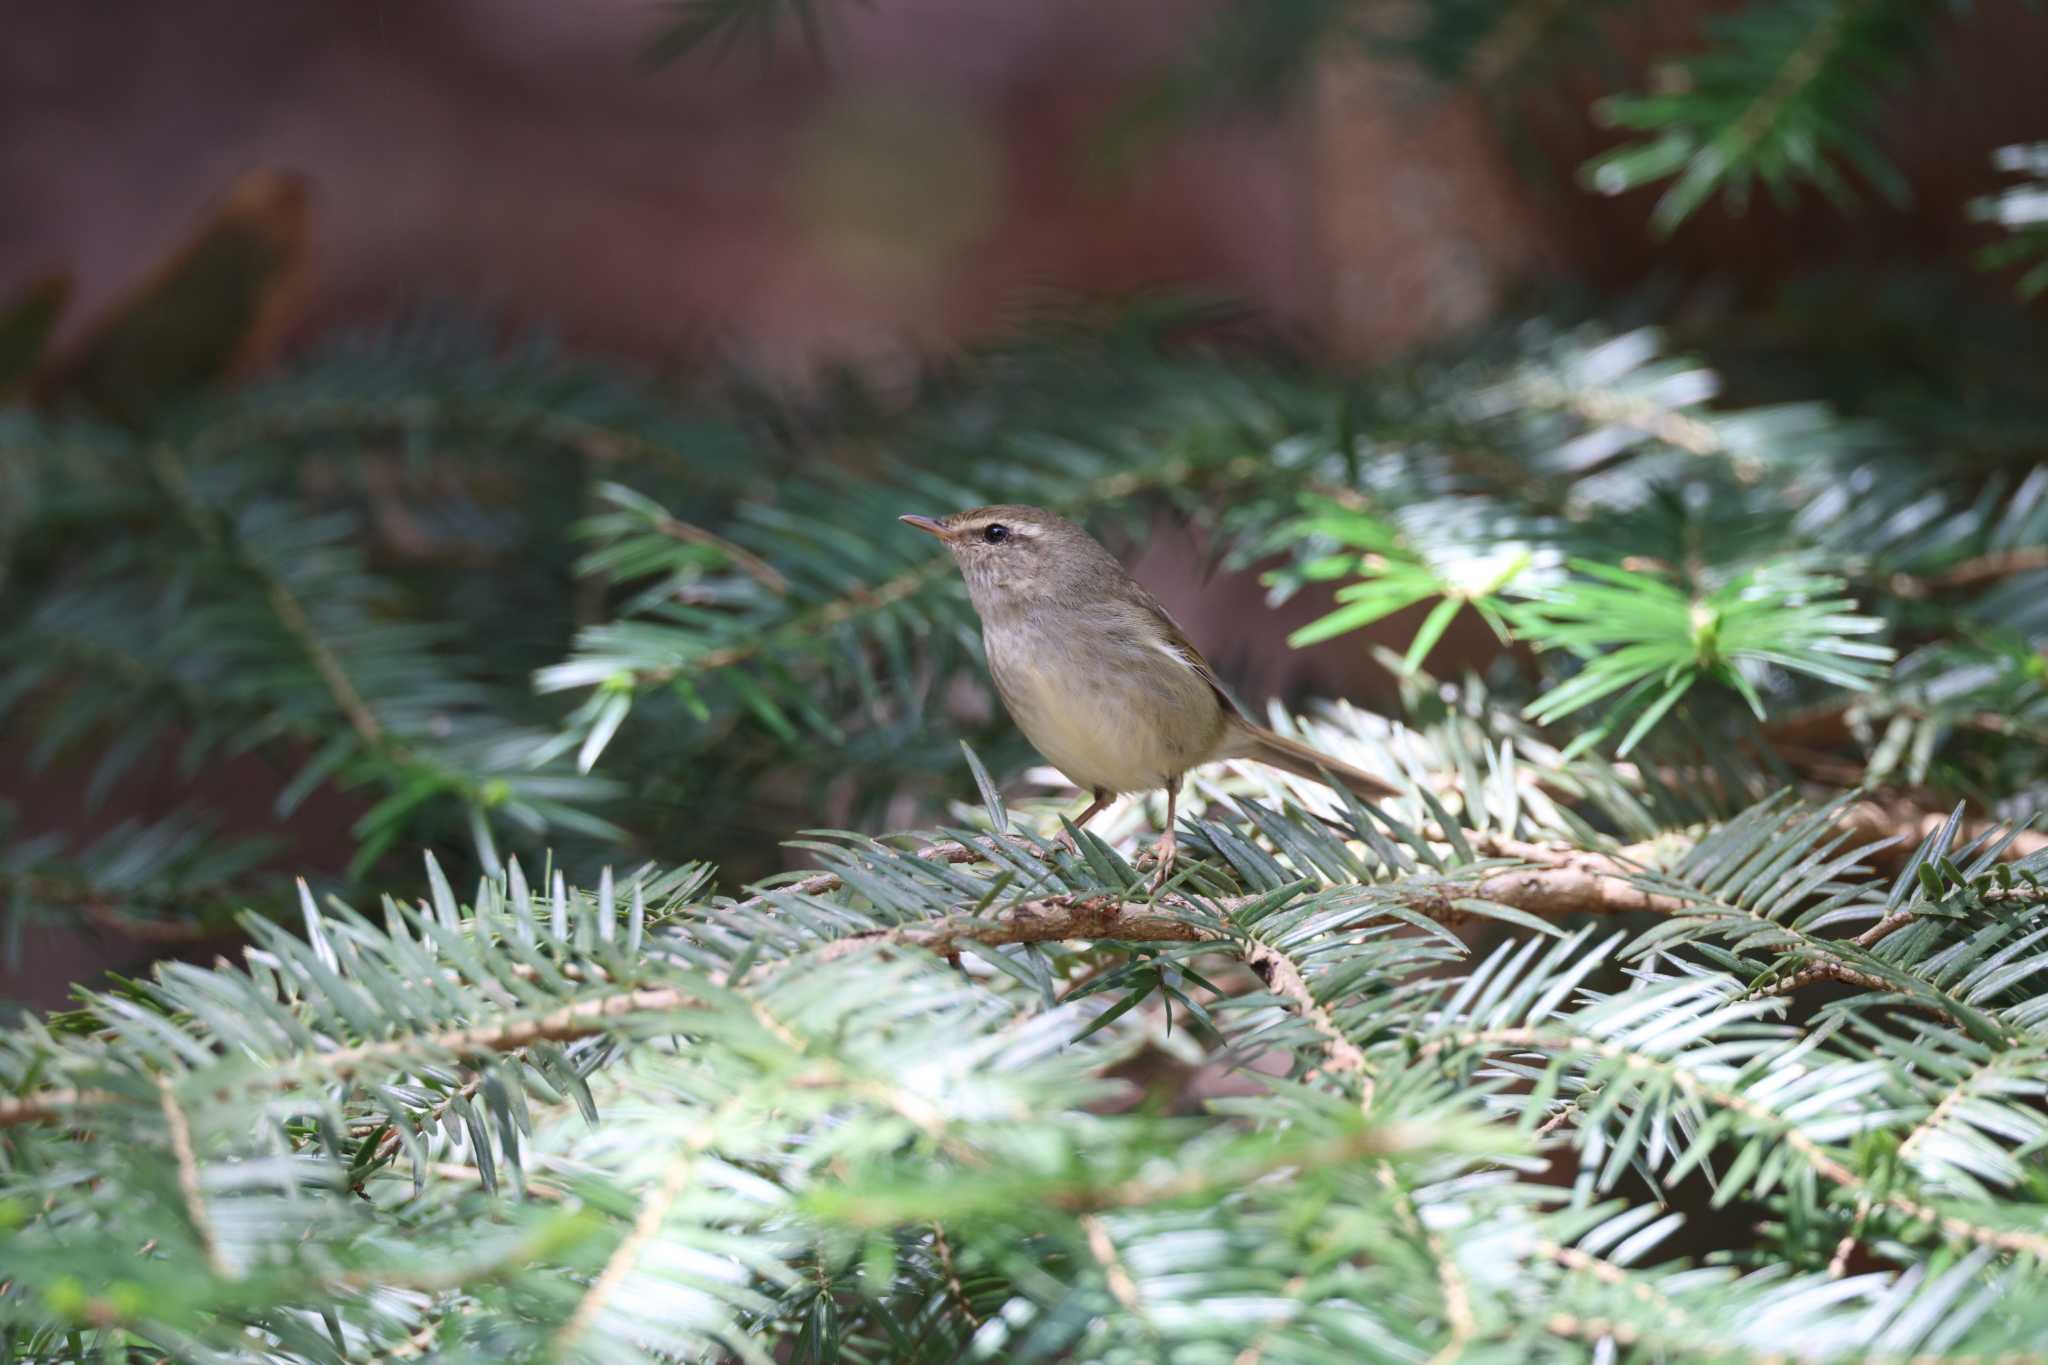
[1243,935,1374,1103]
[547,1095,741,1357]
[812,895,1215,964]
[352,1073,484,1194]
[1723,0,1866,183]
[1755,959,1898,999]
[1516,376,1723,457]
[151,443,402,762]
[1434,1025,2048,1260]
[0,800,2019,1132]
[1890,547,2048,599]
[0,1088,116,1127]
[1080,1215,1152,1328]
[1766,703,2048,762]
[159,1077,230,1278]
[931,1222,983,1329]
[1538,1239,1699,1335]
[650,512,788,595]
[632,560,949,684]
[0,873,244,943]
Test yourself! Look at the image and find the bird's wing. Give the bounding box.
[1130,587,1243,718]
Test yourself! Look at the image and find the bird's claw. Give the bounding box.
[1147,829,1178,891]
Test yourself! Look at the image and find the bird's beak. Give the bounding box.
[898,514,953,542]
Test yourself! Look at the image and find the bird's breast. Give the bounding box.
[982,609,1224,794]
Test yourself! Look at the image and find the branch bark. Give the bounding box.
[0,852,1667,1130]
[0,803,2017,1131]
[1889,547,2048,598]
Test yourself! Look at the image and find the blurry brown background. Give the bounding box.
[3,0,2041,1005]
[8,0,2039,373]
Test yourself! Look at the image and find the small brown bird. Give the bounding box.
[902,504,1398,885]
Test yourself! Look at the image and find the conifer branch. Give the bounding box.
[648,508,789,594]
[1081,1215,1152,1327]
[1723,0,1866,174]
[157,1076,229,1279]
[1888,546,2048,597]
[550,1143,703,1356]
[1444,1025,2048,1260]
[1242,932,1376,1102]
[930,1222,983,1329]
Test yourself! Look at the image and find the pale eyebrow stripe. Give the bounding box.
[958,519,1040,538]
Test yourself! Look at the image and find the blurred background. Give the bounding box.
[4,0,2045,1007]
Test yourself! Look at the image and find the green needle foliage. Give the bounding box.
[1974,143,2048,300]
[1515,558,1891,757]
[1582,0,1943,233]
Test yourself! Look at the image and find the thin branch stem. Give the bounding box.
[159,1076,230,1279]
[1080,1215,1152,1330]
[149,444,403,763]
[1889,546,2048,598]
[650,511,789,595]
[931,1222,983,1330]
[1242,931,1375,1104]
[1537,1239,1699,1335]
[1723,0,1865,166]
[1438,1025,2048,1260]
[632,559,949,684]
[549,1145,701,1356]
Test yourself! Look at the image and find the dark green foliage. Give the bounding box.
[1974,143,2048,299]
[1583,0,1946,232]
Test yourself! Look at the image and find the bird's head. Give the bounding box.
[899,504,1111,609]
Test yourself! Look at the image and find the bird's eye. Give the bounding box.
[982,524,1010,544]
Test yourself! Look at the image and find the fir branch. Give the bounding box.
[1585,0,1940,233]
[157,1075,229,1280]
[152,444,394,758]
[1514,371,1725,457]
[0,843,1690,1130]
[1243,930,1376,1099]
[645,506,789,595]
[929,1222,982,1330]
[549,1131,707,1356]
[1080,1215,1153,1330]
[1889,546,2048,598]
[1446,1023,2048,1259]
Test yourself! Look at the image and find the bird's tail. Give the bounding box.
[1221,716,1400,801]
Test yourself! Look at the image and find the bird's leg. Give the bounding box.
[1056,787,1115,856]
[1148,777,1181,890]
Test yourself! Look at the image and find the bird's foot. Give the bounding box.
[1055,791,1114,859]
[1147,828,1178,891]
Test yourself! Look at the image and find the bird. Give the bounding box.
[901,504,1398,886]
